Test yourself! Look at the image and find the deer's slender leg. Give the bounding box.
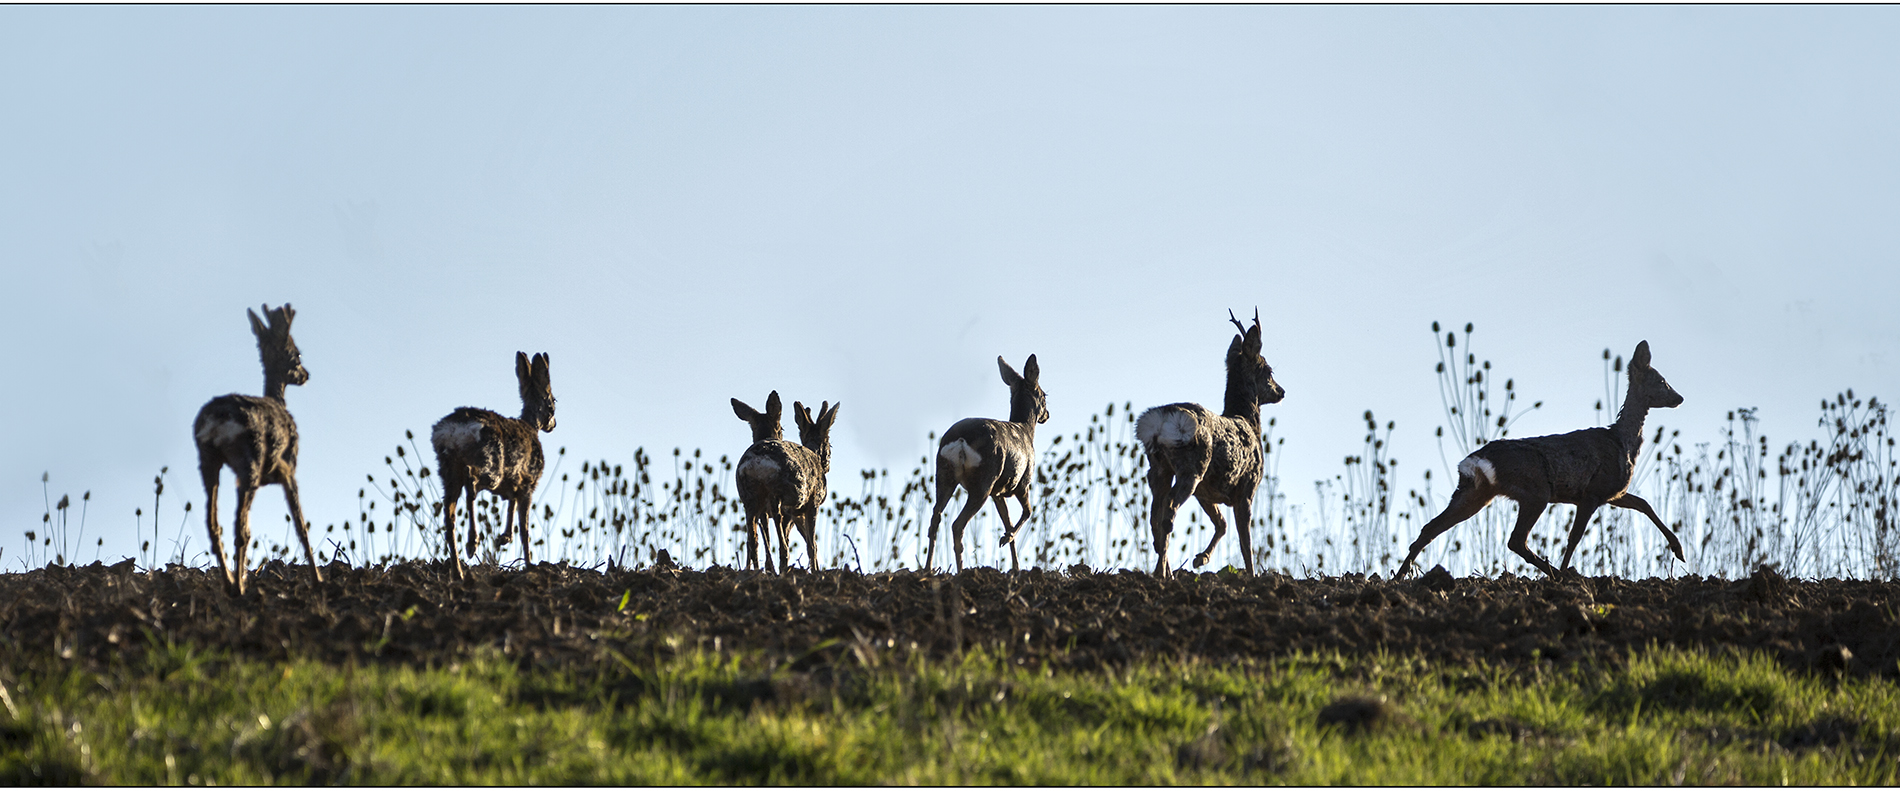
[1232,498,1257,577]
[465,486,483,556]
[1191,495,1229,569]
[1168,449,1209,511]
[945,473,996,574]
[516,497,533,564]
[744,511,761,571]
[1557,502,1603,571]
[231,480,259,595]
[1608,492,1686,562]
[775,505,798,574]
[281,478,323,585]
[1505,498,1557,577]
[997,489,1033,572]
[924,462,958,573]
[1148,460,1176,576]
[1395,484,1495,577]
[991,495,1021,572]
[799,507,819,572]
[756,509,771,570]
[442,480,465,579]
[200,458,235,589]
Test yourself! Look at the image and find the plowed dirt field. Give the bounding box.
[2,560,1895,677]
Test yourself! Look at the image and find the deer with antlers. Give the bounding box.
[1137,310,1285,577]
[192,304,321,595]
[1395,340,1686,578]
[733,392,841,573]
[432,352,556,577]
[925,355,1049,573]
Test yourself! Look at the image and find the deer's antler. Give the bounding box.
[1228,309,1248,336]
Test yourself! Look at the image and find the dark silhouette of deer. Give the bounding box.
[925,355,1048,573]
[1137,310,1284,577]
[432,352,555,578]
[1395,340,1686,578]
[734,393,841,573]
[192,304,319,595]
[732,392,784,571]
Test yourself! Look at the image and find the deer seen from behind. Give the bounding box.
[924,355,1048,573]
[733,392,841,573]
[192,303,320,595]
[432,352,556,578]
[1137,310,1284,577]
[1394,340,1686,579]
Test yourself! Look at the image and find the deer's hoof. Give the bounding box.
[1192,553,1211,568]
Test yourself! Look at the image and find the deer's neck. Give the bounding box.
[1007,399,1039,443]
[1222,372,1262,431]
[261,372,289,403]
[1611,394,1649,456]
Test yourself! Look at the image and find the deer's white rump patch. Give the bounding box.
[194,417,247,446]
[939,439,982,471]
[432,420,485,452]
[1136,409,1198,447]
[737,456,782,480]
[1458,456,1497,486]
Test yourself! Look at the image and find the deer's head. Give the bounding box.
[731,391,785,443]
[1627,340,1683,410]
[999,354,1049,425]
[794,400,841,471]
[248,304,308,387]
[1227,309,1284,405]
[516,352,556,432]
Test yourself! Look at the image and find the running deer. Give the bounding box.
[733,393,841,573]
[1395,340,1686,579]
[1137,310,1285,577]
[192,304,320,595]
[924,355,1048,573]
[432,352,556,578]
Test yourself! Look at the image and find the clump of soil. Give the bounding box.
[0,560,1895,677]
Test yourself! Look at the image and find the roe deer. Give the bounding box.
[432,352,555,578]
[1395,340,1686,579]
[924,355,1048,573]
[192,304,320,595]
[734,393,841,572]
[731,392,784,571]
[1136,310,1284,577]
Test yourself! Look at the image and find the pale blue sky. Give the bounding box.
[4,6,1897,568]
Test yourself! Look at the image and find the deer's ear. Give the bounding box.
[1022,354,1040,384]
[732,398,761,422]
[821,401,840,429]
[532,352,550,380]
[766,390,783,420]
[516,351,531,381]
[1631,340,1652,369]
[279,304,295,327]
[1245,322,1263,353]
[793,401,814,431]
[1227,334,1246,357]
[998,356,1024,387]
[248,308,268,338]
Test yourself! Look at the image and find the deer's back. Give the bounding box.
[736,440,828,514]
[1473,427,1634,505]
[937,417,1036,497]
[194,394,300,483]
[432,407,545,499]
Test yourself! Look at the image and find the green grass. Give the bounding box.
[2,642,1896,785]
